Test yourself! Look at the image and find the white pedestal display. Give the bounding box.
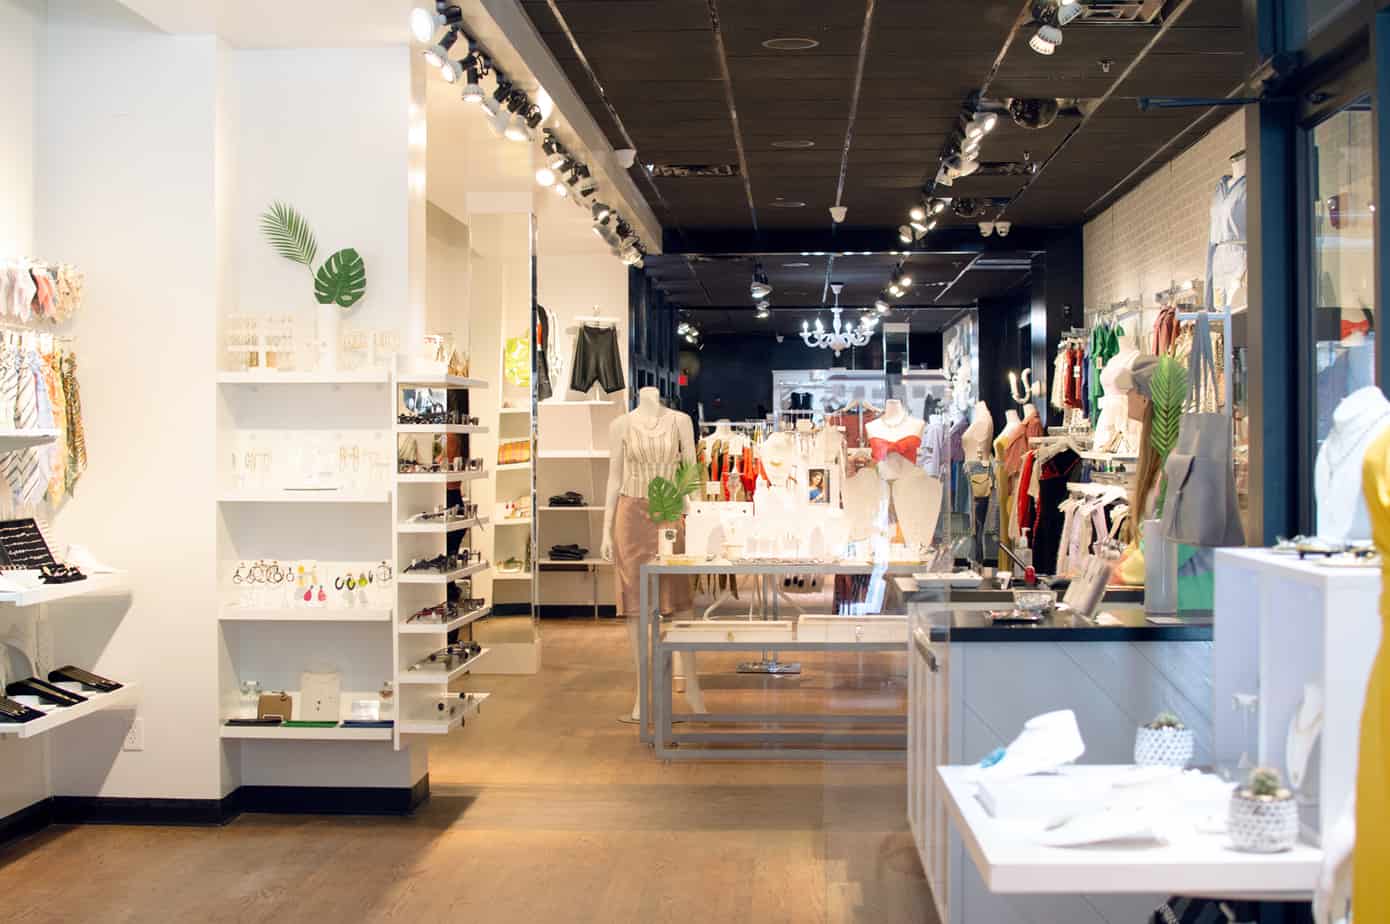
[317,304,340,372]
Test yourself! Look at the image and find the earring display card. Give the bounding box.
[0,518,57,569]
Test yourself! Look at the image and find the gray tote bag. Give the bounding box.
[1160,314,1246,547]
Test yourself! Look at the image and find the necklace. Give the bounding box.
[1322,407,1390,473]
[631,408,668,434]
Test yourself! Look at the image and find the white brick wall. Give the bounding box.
[1083,113,1245,337]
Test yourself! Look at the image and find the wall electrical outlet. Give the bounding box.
[122,717,144,752]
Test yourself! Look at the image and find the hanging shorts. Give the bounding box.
[569,324,625,394]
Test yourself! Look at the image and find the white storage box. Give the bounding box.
[798,613,908,643]
[663,619,795,644]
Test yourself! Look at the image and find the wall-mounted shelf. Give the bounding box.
[397,561,490,584]
[538,450,610,460]
[219,723,393,742]
[495,462,531,472]
[0,572,129,608]
[218,490,391,504]
[398,647,492,685]
[395,471,487,485]
[494,572,532,581]
[216,370,389,385]
[398,693,489,735]
[0,428,59,451]
[537,559,612,568]
[398,605,491,635]
[396,516,487,535]
[499,407,530,416]
[397,374,488,389]
[539,506,603,512]
[0,683,139,739]
[495,518,532,527]
[219,606,392,623]
[394,424,489,435]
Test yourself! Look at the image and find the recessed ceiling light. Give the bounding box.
[767,200,807,208]
[770,139,816,149]
[761,37,820,51]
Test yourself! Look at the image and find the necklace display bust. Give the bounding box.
[865,399,926,478]
[1315,386,1390,540]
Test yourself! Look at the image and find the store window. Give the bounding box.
[1308,97,1376,484]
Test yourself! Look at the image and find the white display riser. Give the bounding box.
[1213,548,1380,845]
[907,606,1214,924]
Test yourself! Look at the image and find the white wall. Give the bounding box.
[38,0,223,800]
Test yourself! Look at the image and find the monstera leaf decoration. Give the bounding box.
[1149,355,1189,516]
[314,248,367,309]
[260,201,367,312]
[647,461,702,524]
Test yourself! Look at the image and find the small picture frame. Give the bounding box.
[807,467,830,505]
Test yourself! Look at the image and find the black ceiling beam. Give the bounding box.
[660,226,1051,255]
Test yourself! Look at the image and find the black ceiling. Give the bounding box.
[523,0,1251,323]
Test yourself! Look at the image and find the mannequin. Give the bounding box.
[600,387,705,721]
[700,419,751,501]
[1314,386,1390,540]
[865,398,941,551]
[960,401,994,463]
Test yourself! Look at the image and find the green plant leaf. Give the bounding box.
[1149,356,1188,461]
[314,248,367,309]
[259,201,318,267]
[646,461,703,523]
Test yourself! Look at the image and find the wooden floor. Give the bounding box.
[0,621,936,923]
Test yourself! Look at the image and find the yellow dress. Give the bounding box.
[994,431,1013,570]
[1355,425,1390,920]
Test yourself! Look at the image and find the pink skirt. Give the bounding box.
[613,494,693,616]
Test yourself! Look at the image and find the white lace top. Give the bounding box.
[620,410,682,498]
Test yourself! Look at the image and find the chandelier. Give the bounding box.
[801,283,876,355]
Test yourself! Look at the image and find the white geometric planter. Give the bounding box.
[1228,792,1299,853]
[1133,725,1195,768]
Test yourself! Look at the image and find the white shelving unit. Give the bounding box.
[398,692,489,735]
[217,370,390,385]
[220,723,393,742]
[0,572,129,608]
[219,606,392,623]
[217,490,391,504]
[540,505,604,512]
[0,683,140,739]
[392,371,494,746]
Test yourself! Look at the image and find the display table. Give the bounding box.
[939,765,1320,897]
[637,560,921,754]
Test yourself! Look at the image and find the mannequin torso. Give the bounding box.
[1315,386,1390,540]
[601,388,695,559]
[960,401,994,463]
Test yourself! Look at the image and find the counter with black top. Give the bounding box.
[906,584,1213,924]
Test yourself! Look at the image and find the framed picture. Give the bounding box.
[807,467,830,505]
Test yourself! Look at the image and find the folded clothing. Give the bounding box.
[548,491,587,507]
[547,543,589,561]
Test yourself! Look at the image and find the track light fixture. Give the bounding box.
[1029,25,1062,54]
[1057,0,1083,26]
[421,27,460,70]
[898,225,914,244]
[1028,0,1074,55]
[411,3,462,43]
[996,220,1012,237]
[909,204,927,223]
[460,67,484,102]
[1008,97,1062,130]
[535,167,556,188]
[979,221,995,237]
[750,265,772,300]
[591,203,612,224]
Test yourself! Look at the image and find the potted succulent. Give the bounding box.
[646,462,701,557]
[1134,711,1195,767]
[1228,767,1299,853]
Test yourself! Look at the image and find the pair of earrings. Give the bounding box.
[302,585,328,603]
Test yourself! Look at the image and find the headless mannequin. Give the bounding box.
[1000,408,1022,441]
[704,419,749,454]
[601,387,705,720]
[865,398,941,551]
[960,401,994,463]
[1315,386,1390,540]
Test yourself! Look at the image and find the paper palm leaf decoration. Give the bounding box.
[647,461,702,523]
[1150,355,1189,515]
[314,248,367,309]
[259,202,318,267]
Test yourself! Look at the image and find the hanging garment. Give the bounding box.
[41,350,67,504]
[11,349,45,506]
[569,324,625,395]
[919,418,947,477]
[869,433,922,464]
[620,410,682,498]
[61,351,86,494]
[1051,350,1069,411]
[1206,173,1247,311]
[612,494,692,616]
[535,304,555,402]
[1029,449,1082,575]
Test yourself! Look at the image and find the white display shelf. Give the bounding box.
[396,515,487,535]
[494,571,532,581]
[536,558,611,567]
[394,424,489,435]
[398,605,490,635]
[0,572,129,608]
[0,683,139,739]
[537,450,610,460]
[396,374,488,389]
[219,605,392,623]
[495,517,532,527]
[396,561,490,584]
[218,490,391,504]
[496,462,531,472]
[395,471,486,484]
[216,370,389,385]
[398,647,492,685]
[219,723,392,741]
[398,693,490,735]
[938,765,1321,896]
[0,428,59,451]
[540,399,614,407]
[540,505,603,512]
[499,407,530,416]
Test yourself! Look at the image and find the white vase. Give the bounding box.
[316,304,340,372]
[1143,518,1178,615]
[1134,725,1195,768]
[1228,792,1299,852]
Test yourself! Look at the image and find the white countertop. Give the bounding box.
[938,765,1321,897]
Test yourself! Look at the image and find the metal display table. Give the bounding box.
[638,560,920,759]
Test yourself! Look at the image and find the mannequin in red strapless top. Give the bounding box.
[869,433,922,463]
[864,399,927,472]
